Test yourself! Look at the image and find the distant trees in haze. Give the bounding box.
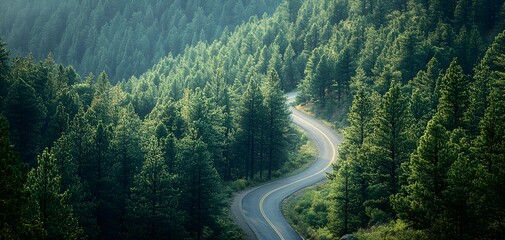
[0,0,281,83]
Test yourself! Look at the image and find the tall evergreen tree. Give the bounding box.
[0,115,40,239]
[465,63,492,136]
[472,70,505,238]
[346,81,373,147]
[328,158,363,237]
[437,59,469,131]
[51,108,98,239]
[128,137,183,240]
[281,43,298,90]
[25,148,82,240]
[156,123,177,173]
[110,104,143,239]
[395,116,451,230]
[365,82,413,222]
[238,77,266,179]
[443,130,476,239]
[335,45,354,101]
[328,77,375,233]
[5,78,47,165]
[262,69,291,179]
[176,132,220,240]
[90,122,110,239]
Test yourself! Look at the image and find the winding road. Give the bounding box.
[231,93,343,240]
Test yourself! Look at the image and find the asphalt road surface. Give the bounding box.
[231,93,343,240]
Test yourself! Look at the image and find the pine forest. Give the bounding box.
[1,0,504,239]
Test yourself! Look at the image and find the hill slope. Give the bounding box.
[0,0,281,82]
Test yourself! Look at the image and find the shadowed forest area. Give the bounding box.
[1,0,505,239]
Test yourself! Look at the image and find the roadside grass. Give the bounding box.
[282,183,334,240]
[354,220,427,240]
[273,130,318,178]
[295,103,346,134]
[283,186,426,240]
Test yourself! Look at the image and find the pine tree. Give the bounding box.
[283,0,302,22]
[110,104,143,238]
[358,27,383,76]
[336,46,354,101]
[5,78,47,165]
[424,57,443,109]
[365,81,413,222]
[25,148,82,239]
[466,31,505,136]
[268,45,284,88]
[176,132,220,239]
[238,76,266,179]
[262,69,291,179]
[91,122,110,238]
[395,116,451,230]
[374,64,403,95]
[281,43,298,90]
[465,63,492,136]
[128,137,183,239]
[346,81,373,147]
[328,157,364,237]
[443,130,477,239]
[437,59,469,131]
[306,47,337,108]
[472,70,505,238]
[455,25,483,73]
[481,31,505,73]
[328,74,374,231]
[0,115,41,239]
[156,123,177,172]
[51,108,98,239]
[181,88,226,179]
[393,29,426,83]
[409,81,433,139]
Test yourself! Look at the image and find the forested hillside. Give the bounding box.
[0,1,299,239]
[1,0,505,239]
[281,0,505,239]
[0,0,280,82]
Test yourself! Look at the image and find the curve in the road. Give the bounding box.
[232,96,343,240]
[259,113,337,239]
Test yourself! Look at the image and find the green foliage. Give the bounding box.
[5,78,47,165]
[262,69,292,179]
[0,115,39,239]
[25,148,82,239]
[176,133,221,239]
[346,80,373,146]
[2,0,505,239]
[284,185,333,240]
[364,82,414,222]
[237,76,267,180]
[328,159,364,236]
[128,137,183,239]
[354,220,427,240]
[0,0,282,82]
[471,53,505,238]
[299,47,339,108]
[394,116,451,230]
[437,59,469,130]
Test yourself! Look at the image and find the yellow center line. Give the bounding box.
[259,112,338,240]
